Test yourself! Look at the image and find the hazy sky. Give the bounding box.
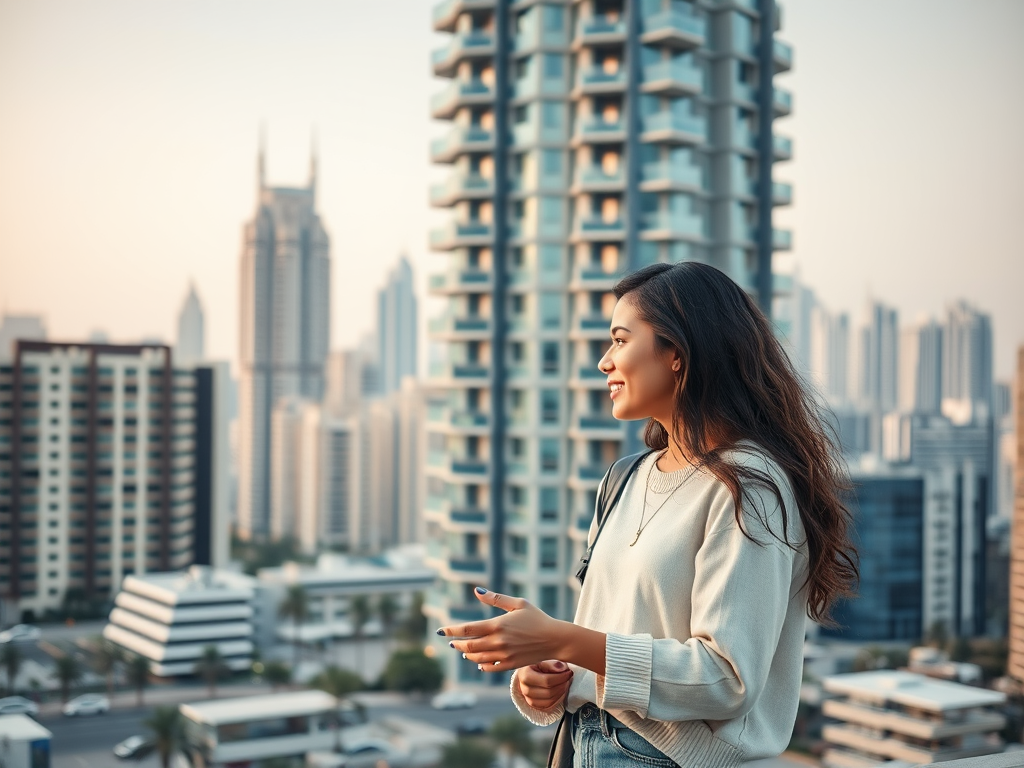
[1,1,1021,377]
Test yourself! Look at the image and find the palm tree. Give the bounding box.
[490,714,534,768]
[143,705,181,768]
[310,665,364,751]
[1,643,22,695]
[92,639,123,704]
[51,655,83,703]
[378,594,399,645]
[125,653,150,708]
[263,661,292,691]
[194,645,229,699]
[278,584,309,672]
[349,594,370,671]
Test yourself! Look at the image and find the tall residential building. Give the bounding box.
[0,341,227,623]
[0,314,47,364]
[809,306,849,404]
[1009,347,1024,682]
[237,148,331,540]
[425,0,793,683]
[378,257,418,395]
[942,299,993,423]
[898,318,943,415]
[856,300,899,414]
[175,282,205,367]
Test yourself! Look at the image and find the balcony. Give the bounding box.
[430,125,494,164]
[641,61,703,96]
[428,268,491,293]
[574,217,625,242]
[432,31,495,77]
[431,79,494,120]
[574,117,626,145]
[570,264,624,290]
[429,173,494,207]
[573,165,625,192]
[432,0,496,33]
[772,228,792,251]
[575,14,626,47]
[577,66,627,94]
[575,464,607,482]
[427,453,489,479]
[641,211,706,241]
[773,87,793,116]
[641,112,705,145]
[449,556,487,574]
[771,181,792,206]
[574,365,608,384]
[428,362,490,384]
[773,134,793,160]
[428,315,492,339]
[429,221,493,250]
[572,414,621,439]
[574,315,612,339]
[772,39,793,72]
[641,160,703,192]
[640,11,706,49]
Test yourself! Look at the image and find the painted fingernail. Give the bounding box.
[475,586,487,595]
[435,629,445,636]
[477,664,483,670]
[449,641,455,648]
[553,662,566,671]
[462,653,467,659]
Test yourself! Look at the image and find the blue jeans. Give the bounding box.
[571,703,679,767]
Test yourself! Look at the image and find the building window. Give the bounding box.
[540,488,558,522]
[541,342,559,375]
[540,585,558,615]
[540,538,558,570]
[540,390,559,424]
[540,439,558,473]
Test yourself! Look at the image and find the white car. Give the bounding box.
[308,738,409,768]
[430,689,478,710]
[0,624,41,644]
[62,693,110,716]
[0,696,39,716]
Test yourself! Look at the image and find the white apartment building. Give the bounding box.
[0,341,229,623]
[103,565,260,677]
[821,670,1006,768]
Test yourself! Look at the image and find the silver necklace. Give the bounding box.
[630,454,701,547]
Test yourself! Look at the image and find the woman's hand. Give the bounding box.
[517,660,573,711]
[436,587,566,672]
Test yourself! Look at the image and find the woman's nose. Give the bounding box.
[598,355,612,374]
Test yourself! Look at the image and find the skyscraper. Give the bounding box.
[425,0,793,683]
[237,147,331,540]
[378,257,418,395]
[175,282,205,366]
[943,300,993,423]
[899,318,943,415]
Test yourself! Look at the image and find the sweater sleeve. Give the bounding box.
[596,470,803,722]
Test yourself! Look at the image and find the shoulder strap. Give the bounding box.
[575,450,652,586]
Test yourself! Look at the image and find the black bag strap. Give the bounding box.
[574,450,652,586]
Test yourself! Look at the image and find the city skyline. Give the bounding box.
[0,1,1022,379]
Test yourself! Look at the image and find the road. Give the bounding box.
[39,688,532,768]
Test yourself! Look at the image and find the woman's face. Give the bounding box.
[597,298,680,425]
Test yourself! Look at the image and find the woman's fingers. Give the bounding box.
[472,586,527,612]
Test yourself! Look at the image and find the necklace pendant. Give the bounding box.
[630,531,641,547]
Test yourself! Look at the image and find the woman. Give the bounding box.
[437,262,858,768]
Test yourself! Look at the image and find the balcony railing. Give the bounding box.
[428,362,490,381]
[578,14,627,39]
[641,211,705,239]
[432,31,495,73]
[578,217,625,235]
[579,66,627,89]
[772,228,792,251]
[578,118,626,139]
[642,61,703,94]
[771,181,793,205]
[430,79,493,118]
[773,134,793,159]
[430,125,494,162]
[773,39,793,71]
[429,221,493,248]
[641,11,705,46]
[428,315,491,335]
[773,87,793,115]
[428,268,491,291]
[642,112,706,141]
[642,160,703,190]
[429,173,493,206]
[576,166,625,187]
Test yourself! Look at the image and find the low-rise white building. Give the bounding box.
[0,714,51,768]
[821,669,1007,767]
[103,565,264,676]
[257,548,435,645]
[180,690,338,767]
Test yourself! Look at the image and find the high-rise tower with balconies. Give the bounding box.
[424,0,792,683]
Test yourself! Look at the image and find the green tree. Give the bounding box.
[396,591,428,644]
[263,661,292,691]
[382,648,444,694]
[950,636,973,663]
[310,665,364,751]
[378,594,399,639]
[143,705,181,768]
[52,654,83,703]
[92,639,123,703]
[1,643,22,695]
[194,645,230,699]
[926,619,949,649]
[126,653,151,708]
[440,738,497,768]
[279,584,309,671]
[490,714,534,768]
[350,594,371,670]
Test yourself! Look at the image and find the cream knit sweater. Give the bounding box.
[511,447,810,767]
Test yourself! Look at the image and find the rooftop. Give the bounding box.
[122,566,256,606]
[0,713,52,740]
[179,690,338,726]
[823,670,1007,712]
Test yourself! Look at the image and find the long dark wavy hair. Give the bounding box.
[613,262,858,626]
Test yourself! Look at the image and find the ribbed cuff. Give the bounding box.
[509,668,565,727]
[597,632,653,717]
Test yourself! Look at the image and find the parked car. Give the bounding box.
[113,735,155,760]
[0,696,39,716]
[430,689,477,710]
[0,624,41,644]
[455,718,488,736]
[306,738,410,768]
[62,693,111,716]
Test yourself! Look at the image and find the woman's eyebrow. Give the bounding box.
[610,325,631,335]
